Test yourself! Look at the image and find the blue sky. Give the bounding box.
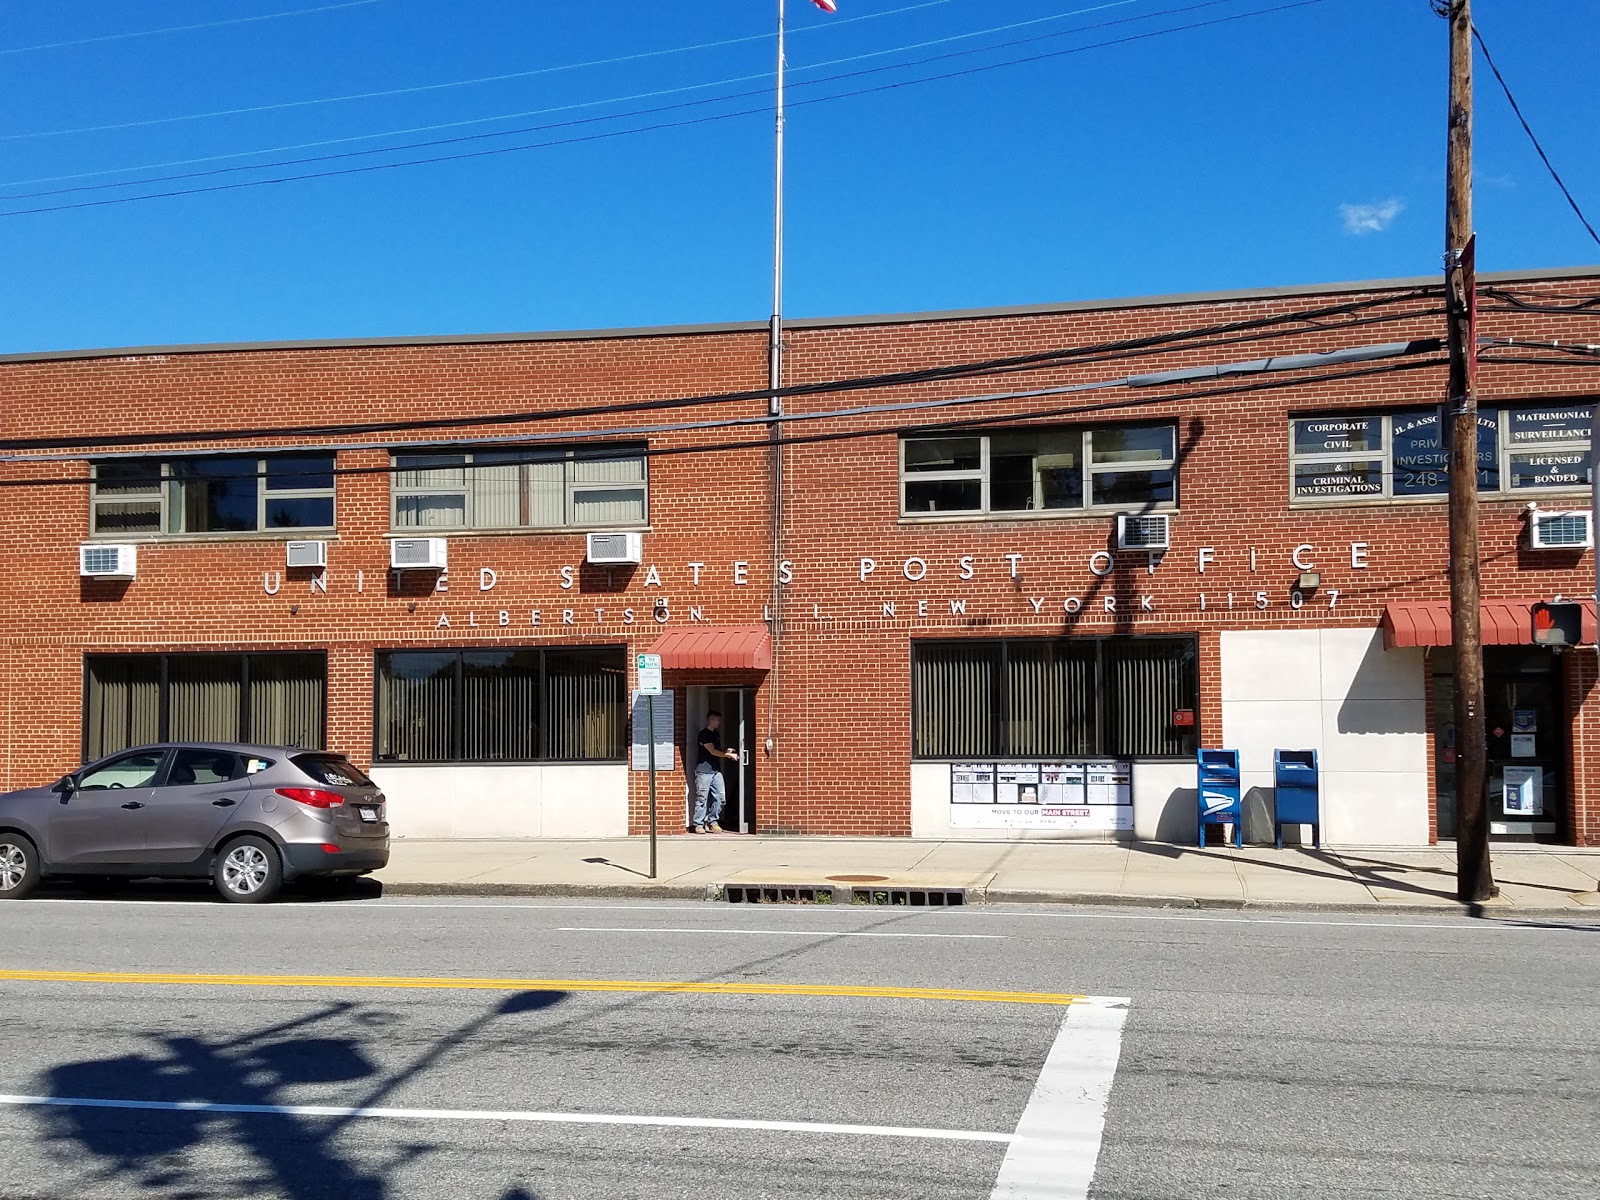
[0,0,1594,352]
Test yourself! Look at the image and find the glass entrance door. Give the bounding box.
[1432,647,1565,842]
[686,687,757,833]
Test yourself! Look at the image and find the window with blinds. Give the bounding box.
[375,646,626,763]
[83,653,327,760]
[912,637,1197,760]
[390,446,647,531]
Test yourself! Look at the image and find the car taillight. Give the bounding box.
[276,787,345,809]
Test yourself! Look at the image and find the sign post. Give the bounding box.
[637,653,663,879]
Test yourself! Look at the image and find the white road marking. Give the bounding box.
[990,996,1130,1200]
[554,926,1004,939]
[0,1094,1013,1143]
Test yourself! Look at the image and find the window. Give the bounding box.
[1290,403,1593,502]
[900,425,1176,517]
[374,646,626,763]
[166,748,243,786]
[912,637,1198,759]
[79,749,166,790]
[84,653,327,760]
[391,446,647,530]
[90,454,336,536]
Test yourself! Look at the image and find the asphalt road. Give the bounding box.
[0,888,1597,1200]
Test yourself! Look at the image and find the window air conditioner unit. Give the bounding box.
[1116,513,1171,553]
[286,540,328,569]
[390,537,448,570]
[1527,508,1593,551]
[586,531,643,565]
[79,543,137,579]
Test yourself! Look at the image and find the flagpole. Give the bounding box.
[765,0,786,774]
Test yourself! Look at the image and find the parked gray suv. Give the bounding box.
[0,743,389,904]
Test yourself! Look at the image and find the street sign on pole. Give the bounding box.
[636,653,664,878]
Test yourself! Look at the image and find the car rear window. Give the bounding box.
[292,754,373,788]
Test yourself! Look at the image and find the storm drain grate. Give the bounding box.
[724,884,837,904]
[852,887,965,907]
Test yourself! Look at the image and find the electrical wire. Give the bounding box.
[0,0,1240,200]
[0,0,1330,218]
[0,290,1442,454]
[0,0,964,143]
[0,356,1449,489]
[0,0,385,57]
[1472,23,1600,249]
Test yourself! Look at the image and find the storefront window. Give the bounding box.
[375,646,626,763]
[83,652,327,759]
[912,637,1197,759]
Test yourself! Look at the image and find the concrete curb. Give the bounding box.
[373,880,1598,919]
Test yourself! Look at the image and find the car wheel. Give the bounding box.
[0,834,41,900]
[213,836,283,904]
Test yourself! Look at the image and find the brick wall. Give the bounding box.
[3,273,1599,839]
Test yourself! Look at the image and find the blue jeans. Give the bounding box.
[693,763,727,827]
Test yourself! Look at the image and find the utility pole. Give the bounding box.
[1441,0,1494,903]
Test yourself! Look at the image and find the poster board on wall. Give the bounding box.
[949,759,1134,831]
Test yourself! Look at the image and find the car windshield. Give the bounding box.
[291,754,373,788]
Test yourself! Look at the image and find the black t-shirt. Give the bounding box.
[696,727,722,768]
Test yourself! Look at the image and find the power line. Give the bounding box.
[0,0,1331,218]
[0,0,386,57]
[0,356,1447,489]
[0,290,1439,454]
[1472,22,1600,249]
[0,0,1229,197]
[0,0,964,142]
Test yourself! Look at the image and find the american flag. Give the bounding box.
[810,0,837,11]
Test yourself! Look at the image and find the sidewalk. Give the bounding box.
[376,837,1600,916]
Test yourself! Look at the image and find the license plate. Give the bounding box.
[359,807,378,823]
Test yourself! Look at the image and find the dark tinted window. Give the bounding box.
[293,754,373,788]
[166,748,242,786]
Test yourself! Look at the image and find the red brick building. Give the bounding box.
[3,266,1598,845]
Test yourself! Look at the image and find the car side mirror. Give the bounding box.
[55,775,78,799]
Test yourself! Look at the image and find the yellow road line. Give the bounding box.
[0,968,1084,1006]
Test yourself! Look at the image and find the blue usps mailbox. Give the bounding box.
[1273,749,1321,850]
[1196,748,1242,848]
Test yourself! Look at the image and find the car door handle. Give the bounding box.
[120,801,145,810]
[212,798,237,807]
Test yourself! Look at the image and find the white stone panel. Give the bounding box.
[542,765,629,838]
[909,763,952,839]
[1220,630,1322,701]
[1132,762,1197,842]
[1320,700,1428,773]
[370,764,627,840]
[1319,630,1425,701]
[1319,771,1430,846]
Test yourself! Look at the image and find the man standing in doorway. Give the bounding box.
[692,710,739,834]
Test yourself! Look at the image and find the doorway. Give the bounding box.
[685,687,756,833]
[1432,646,1566,842]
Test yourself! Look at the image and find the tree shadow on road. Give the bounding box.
[34,993,561,1200]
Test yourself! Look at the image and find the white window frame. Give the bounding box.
[899,424,1177,519]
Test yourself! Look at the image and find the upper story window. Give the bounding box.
[391,445,647,531]
[1289,402,1592,503]
[90,454,335,537]
[900,423,1176,518]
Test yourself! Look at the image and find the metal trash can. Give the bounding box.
[1273,749,1321,849]
[1196,748,1242,849]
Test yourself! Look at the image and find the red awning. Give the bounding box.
[649,625,773,671]
[1380,600,1597,649]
